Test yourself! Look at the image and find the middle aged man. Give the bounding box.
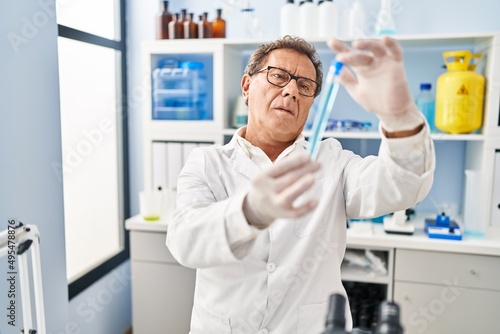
[167,35,435,334]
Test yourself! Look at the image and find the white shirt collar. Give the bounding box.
[234,127,307,167]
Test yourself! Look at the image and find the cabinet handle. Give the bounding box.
[470,269,477,276]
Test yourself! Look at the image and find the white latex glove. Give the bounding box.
[328,36,424,133]
[243,151,321,229]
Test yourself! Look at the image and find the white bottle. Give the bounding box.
[318,0,338,38]
[375,0,396,35]
[300,0,319,39]
[349,0,366,39]
[280,0,300,37]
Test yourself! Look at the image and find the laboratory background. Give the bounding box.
[2,0,500,333]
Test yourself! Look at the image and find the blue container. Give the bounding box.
[152,61,208,120]
[416,83,436,132]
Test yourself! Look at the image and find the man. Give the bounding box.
[167,36,434,333]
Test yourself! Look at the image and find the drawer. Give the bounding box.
[394,281,500,334]
[130,230,178,264]
[395,249,500,291]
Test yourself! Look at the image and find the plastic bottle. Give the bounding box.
[349,0,366,39]
[156,0,172,40]
[375,0,396,35]
[415,83,436,132]
[212,8,226,38]
[241,2,256,39]
[184,13,198,39]
[280,0,300,37]
[300,0,319,39]
[319,0,338,38]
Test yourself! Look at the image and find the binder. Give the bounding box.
[167,142,183,191]
[152,142,169,191]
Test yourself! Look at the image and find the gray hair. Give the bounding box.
[244,35,323,97]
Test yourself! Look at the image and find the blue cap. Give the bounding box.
[420,83,432,90]
[331,60,344,76]
[179,61,204,70]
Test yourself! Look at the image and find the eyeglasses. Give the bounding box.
[254,66,318,97]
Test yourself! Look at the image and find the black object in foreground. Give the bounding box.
[322,294,404,334]
[323,293,348,334]
[374,301,404,334]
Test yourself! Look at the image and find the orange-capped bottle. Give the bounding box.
[212,8,226,38]
[156,0,172,39]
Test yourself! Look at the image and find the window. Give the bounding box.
[56,0,129,299]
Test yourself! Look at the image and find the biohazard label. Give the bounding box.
[457,84,469,95]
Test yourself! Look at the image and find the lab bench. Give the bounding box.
[126,214,500,333]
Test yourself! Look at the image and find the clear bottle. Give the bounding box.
[280,0,300,37]
[156,0,173,40]
[349,0,366,39]
[300,0,319,39]
[375,0,396,35]
[319,0,338,38]
[415,83,436,132]
[184,13,198,39]
[212,8,226,38]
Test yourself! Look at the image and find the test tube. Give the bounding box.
[307,60,343,160]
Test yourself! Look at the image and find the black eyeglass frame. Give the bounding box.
[253,66,319,97]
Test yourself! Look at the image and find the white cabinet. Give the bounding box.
[394,249,500,333]
[128,225,196,334]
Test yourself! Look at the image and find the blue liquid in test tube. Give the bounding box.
[307,60,344,161]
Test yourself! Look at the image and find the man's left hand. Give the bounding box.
[328,36,424,133]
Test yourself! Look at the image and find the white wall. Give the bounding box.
[0,1,131,333]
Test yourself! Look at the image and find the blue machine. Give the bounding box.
[425,212,462,240]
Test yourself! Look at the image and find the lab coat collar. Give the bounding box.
[224,127,308,181]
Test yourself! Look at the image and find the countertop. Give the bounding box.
[125,214,500,256]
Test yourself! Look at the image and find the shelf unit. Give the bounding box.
[341,246,394,300]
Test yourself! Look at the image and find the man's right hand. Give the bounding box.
[243,151,321,229]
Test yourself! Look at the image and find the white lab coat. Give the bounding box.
[167,127,434,334]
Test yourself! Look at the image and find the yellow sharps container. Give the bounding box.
[435,50,485,134]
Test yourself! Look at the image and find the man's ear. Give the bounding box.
[241,74,251,103]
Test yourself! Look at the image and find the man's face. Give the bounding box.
[241,49,317,143]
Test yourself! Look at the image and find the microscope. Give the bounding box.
[322,294,403,334]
